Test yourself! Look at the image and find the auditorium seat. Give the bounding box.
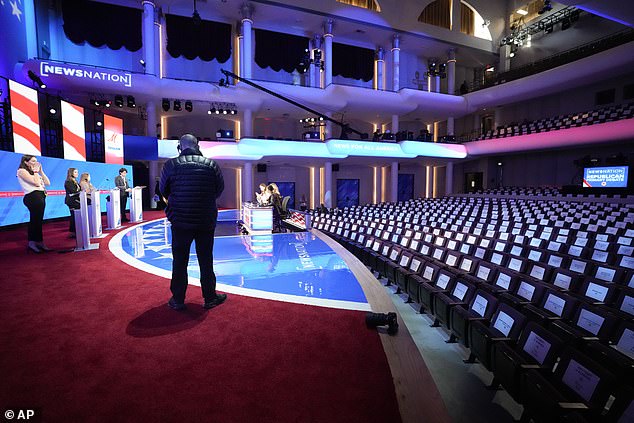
[432,277,477,330]
[448,289,498,346]
[520,348,618,423]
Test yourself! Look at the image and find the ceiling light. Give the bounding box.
[114,95,124,108]
[173,100,181,111]
[185,100,193,112]
[162,98,170,112]
[127,95,136,108]
[516,9,528,16]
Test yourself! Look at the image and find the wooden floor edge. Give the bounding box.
[312,229,452,423]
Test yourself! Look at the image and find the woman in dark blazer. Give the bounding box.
[64,167,81,237]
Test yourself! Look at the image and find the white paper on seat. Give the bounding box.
[491,253,503,265]
[530,265,546,280]
[617,245,633,256]
[621,256,634,270]
[570,259,586,273]
[620,295,634,317]
[615,328,634,360]
[410,240,419,251]
[471,294,488,317]
[390,250,399,260]
[523,331,551,365]
[477,266,491,281]
[577,309,604,336]
[496,273,511,290]
[382,245,390,255]
[548,255,563,267]
[591,250,608,263]
[511,246,523,256]
[492,311,514,336]
[585,282,608,302]
[446,254,458,267]
[410,259,422,272]
[433,248,444,260]
[453,282,468,300]
[460,258,472,272]
[436,273,450,289]
[528,250,542,261]
[424,266,434,281]
[595,266,615,283]
[561,359,600,403]
[517,282,536,301]
[544,293,566,316]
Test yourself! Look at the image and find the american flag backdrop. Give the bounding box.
[61,100,87,161]
[9,79,41,155]
[0,0,28,78]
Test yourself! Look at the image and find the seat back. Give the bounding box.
[516,321,563,367]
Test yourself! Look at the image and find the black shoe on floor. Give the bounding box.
[167,297,186,311]
[203,294,227,310]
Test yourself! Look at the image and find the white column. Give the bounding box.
[309,38,316,88]
[391,115,399,133]
[434,75,441,93]
[391,35,400,91]
[146,101,157,137]
[445,162,454,195]
[237,21,244,77]
[149,160,159,209]
[325,111,333,140]
[243,162,253,204]
[324,162,332,208]
[324,20,334,87]
[242,108,253,138]
[376,47,385,90]
[242,19,253,79]
[494,107,503,130]
[451,0,461,32]
[447,49,456,95]
[426,165,433,199]
[447,117,454,136]
[142,1,156,75]
[391,161,398,203]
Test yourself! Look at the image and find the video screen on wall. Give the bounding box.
[337,179,359,209]
[583,166,629,188]
[61,100,87,161]
[0,150,132,227]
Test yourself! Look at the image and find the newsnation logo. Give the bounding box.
[39,62,132,87]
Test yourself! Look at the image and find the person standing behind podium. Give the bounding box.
[17,155,51,253]
[64,168,80,237]
[115,168,132,222]
[160,134,226,311]
[79,172,95,205]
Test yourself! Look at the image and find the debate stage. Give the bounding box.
[109,215,370,311]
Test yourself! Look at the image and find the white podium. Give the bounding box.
[130,186,145,223]
[74,191,99,252]
[106,188,121,230]
[87,189,105,238]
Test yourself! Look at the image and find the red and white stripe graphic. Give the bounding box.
[61,100,87,161]
[9,80,41,155]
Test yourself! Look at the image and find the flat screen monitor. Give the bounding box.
[583,166,629,188]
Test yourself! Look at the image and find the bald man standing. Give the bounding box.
[160,134,226,310]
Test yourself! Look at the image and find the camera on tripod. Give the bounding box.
[365,312,399,335]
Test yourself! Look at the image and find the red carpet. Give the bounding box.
[0,212,402,422]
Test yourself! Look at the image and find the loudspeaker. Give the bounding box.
[257,164,267,172]
[332,164,339,172]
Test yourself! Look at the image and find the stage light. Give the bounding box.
[516,9,528,16]
[127,95,136,108]
[139,59,146,68]
[27,70,46,89]
[114,95,124,108]
[104,100,111,108]
[162,98,170,112]
[185,100,193,112]
[230,109,237,115]
[173,100,181,111]
[222,109,228,114]
[207,108,212,115]
[96,121,103,127]
[299,119,304,123]
[319,116,324,121]
[215,108,220,114]
[49,107,56,115]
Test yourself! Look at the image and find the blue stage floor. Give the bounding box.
[109,218,369,310]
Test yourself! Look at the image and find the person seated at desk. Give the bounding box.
[255,183,270,206]
[79,172,95,205]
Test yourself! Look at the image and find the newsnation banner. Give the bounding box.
[104,115,124,164]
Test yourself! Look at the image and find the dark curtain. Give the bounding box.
[62,0,142,51]
[166,14,231,62]
[254,29,309,73]
[332,43,374,82]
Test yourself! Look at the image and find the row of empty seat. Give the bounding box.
[312,195,633,422]
[469,102,634,142]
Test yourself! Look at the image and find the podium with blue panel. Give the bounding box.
[242,203,273,234]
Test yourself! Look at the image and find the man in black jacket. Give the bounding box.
[160,134,226,311]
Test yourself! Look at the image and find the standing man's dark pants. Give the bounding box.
[170,226,217,303]
[23,191,46,242]
[120,192,128,220]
